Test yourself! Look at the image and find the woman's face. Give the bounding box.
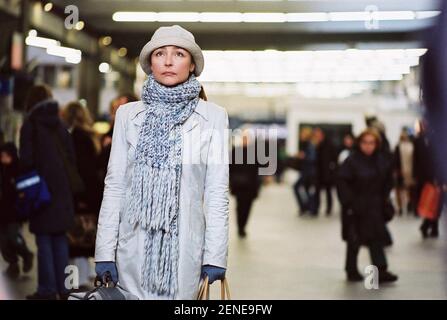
[150,46,195,86]
[359,134,377,156]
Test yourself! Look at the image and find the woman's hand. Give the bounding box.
[201,265,226,284]
[95,261,119,284]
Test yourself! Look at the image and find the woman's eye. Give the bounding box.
[155,51,163,56]
[176,52,184,57]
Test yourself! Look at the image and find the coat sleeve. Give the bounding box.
[202,108,230,268]
[19,119,34,172]
[95,107,128,262]
[336,155,355,209]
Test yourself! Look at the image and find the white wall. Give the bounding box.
[207,89,421,156]
[286,95,420,155]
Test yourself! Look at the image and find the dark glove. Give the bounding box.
[201,265,226,284]
[95,261,119,284]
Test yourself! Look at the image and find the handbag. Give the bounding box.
[197,276,231,300]
[15,170,51,220]
[68,273,139,300]
[15,120,51,219]
[418,182,441,220]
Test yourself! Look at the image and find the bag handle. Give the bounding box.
[197,277,231,300]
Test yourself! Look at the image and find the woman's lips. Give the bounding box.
[162,72,176,76]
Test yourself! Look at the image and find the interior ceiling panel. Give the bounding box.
[48,0,441,58]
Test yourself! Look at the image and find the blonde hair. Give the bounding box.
[62,101,100,153]
[358,128,382,149]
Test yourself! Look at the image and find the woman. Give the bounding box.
[61,101,102,288]
[95,25,229,299]
[337,128,398,283]
[19,85,75,299]
[394,128,416,216]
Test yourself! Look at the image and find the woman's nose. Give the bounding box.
[164,53,173,66]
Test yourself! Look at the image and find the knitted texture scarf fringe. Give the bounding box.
[126,73,201,298]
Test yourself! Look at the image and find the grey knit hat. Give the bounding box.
[139,25,204,76]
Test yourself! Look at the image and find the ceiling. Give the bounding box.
[48,0,441,58]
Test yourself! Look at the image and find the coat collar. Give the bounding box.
[129,99,208,127]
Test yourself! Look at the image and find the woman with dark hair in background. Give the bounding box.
[337,128,398,283]
[19,84,75,300]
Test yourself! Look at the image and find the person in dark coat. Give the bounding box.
[61,101,102,288]
[230,130,262,238]
[293,127,318,215]
[0,143,34,279]
[337,128,398,283]
[314,128,337,216]
[413,121,443,238]
[19,85,75,300]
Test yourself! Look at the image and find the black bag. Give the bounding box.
[68,273,138,300]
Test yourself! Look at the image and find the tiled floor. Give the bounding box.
[1,182,446,299]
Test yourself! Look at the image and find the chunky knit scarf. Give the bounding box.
[126,73,201,298]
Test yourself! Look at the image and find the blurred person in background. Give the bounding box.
[413,121,442,238]
[61,101,103,289]
[293,126,318,216]
[314,128,337,216]
[98,93,138,191]
[338,133,355,165]
[367,117,392,156]
[421,0,447,239]
[19,84,75,300]
[394,127,416,216]
[337,129,398,283]
[0,143,34,279]
[230,129,262,238]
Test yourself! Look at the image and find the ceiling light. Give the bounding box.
[113,11,440,23]
[99,62,111,73]
[75,21,85,31]
[118,47,127,57]
[28,29,37,37]
[25,36,60,48]
[101,36,112,46]
[44,2,53,12]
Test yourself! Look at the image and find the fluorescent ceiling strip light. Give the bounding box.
[113,11,439,23]
[47,46,81,59]
[242,13,286,23]
[416,11,441,19]
[200,12,243,22]
[157,12,200,22]
[25,36,60,48]
[373,11,416,21]
[286,13,329,22]
[328,11,371,21]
